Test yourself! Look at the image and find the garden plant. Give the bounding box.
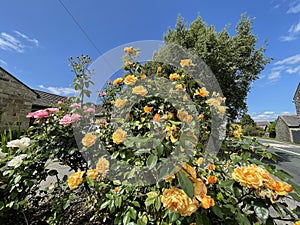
[0,46,299,225]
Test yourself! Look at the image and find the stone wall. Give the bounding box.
[275,116,292,142]
[0,68,37,130]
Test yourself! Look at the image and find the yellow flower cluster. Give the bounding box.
[232,164,293,196]
[161,161,216,216]
[165,125,177,143]
[231,124,243,139]
[205,92,226,114]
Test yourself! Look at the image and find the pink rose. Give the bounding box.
[85,108,95,113]
[101,92,106,97]
[71,113,82,121]
[57,101,63,105]
[60,114,72,126]
[46,108,59,114]
[70,103,81,108]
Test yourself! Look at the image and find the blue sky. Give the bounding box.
[1,0,300,121]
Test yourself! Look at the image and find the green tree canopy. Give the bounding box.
[161,14,272,120]
[240,113,256,127]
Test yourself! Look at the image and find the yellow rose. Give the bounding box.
[207,175,217,184]
[294,221,300,225]
[82,133,97,147]
[194,87,209,97]
[68,169,84,190]
[96,157,110,177]
[169,73,180,81]
[198,114,204,120]
[196,157,203,166]
[132,86,148,96]
[112,128,127,144]
[176,84,184,90]
[194,178,207,200]
[124,75,137,85]
[201,195,215,209]
[153,113,161,122]
[164,173,175,182]
[87,169,98,180]
[141,74,147,79]
[161,188,199,216]
[207,164,216,171]
[265,179,293,195]
[180,197,199,216]
[113,77,123,86]
[232,164,267,189]
[144,106,153,113]
[179,162,197,181]
[124,46,137,56]
[157,66,162,72]
[180,59,194,67]
[115,98,127,108]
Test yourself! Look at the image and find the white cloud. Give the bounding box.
[0,31,39,53]
[280,21,300,42]
[265,54,300,81]
[274,54,300,65]
[287,1,300,13]
[14,30,39,47]
[38,85,78,96]
[251,111,276,121]
[251,111,295,122]
[268,71,281,80]
[0,59,7,66]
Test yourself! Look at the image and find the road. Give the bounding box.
[257,138,300,185]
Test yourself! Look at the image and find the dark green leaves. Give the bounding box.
[178,171,194,199]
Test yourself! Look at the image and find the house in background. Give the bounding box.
[256,121,270,132]
[0,67,66,130]
[275,82,300,144]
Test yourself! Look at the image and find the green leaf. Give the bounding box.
[48,169,58,176]
[146,154,158,169]
[196,211,210,225]
[63,199,70,210]
[235,211,251,225]
[168,211,180,222]
[254,205,269,223]
[178,171,194,199]
[155,197,161,211]
[274,169,293,181]
[289,192,300,202]
[123,211,131,225]
[100,200,110,210]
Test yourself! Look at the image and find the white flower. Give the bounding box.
[0,148,7,159]
[6,137,30,149]
[7,154,28,168]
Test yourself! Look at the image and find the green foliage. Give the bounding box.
[162,14,272,120]
[267,120,277,138]
[240,114,256,127]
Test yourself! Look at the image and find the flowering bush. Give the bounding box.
[0,49,300,225]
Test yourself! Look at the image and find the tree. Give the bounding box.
[161,15,272,120]
[240,114,256,127]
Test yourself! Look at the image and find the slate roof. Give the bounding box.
[256,121,270,127]
[279,114,299,128]
[33,90,67,107]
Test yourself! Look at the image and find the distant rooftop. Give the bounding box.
[279,114,299,128]
[33,89,68,107]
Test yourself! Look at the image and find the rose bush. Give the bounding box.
[0,49,300,225]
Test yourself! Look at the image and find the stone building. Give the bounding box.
[275,83,300,144]
[0,67,66,130]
